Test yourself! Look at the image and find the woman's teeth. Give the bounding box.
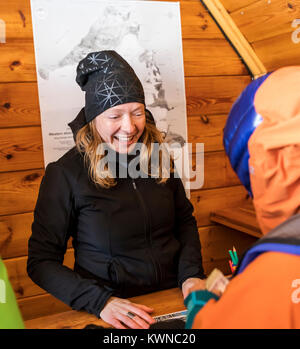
[115,135,135,142]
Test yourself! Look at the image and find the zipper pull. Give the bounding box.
[132,180,136,190]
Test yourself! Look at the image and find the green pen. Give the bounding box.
[228,249,236,265]
[233,246,238,265]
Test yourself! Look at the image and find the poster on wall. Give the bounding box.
[30,0,189,179]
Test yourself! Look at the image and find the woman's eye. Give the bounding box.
[108,115,120,119]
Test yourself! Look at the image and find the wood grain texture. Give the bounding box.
[2,0,221,40]
[190,150,240,190]
[0,82,40,127]
[0,41,36,82]
[252,31,300,71]
[183,39,248,76]
[0,0,32,41]
[210,202,263,238]
[0,212,73,259]
[19,293,71,321]
[187,114,227,152]
[0,169,43,215]
[185,75,251,115]
[24,287,185,328]
[221,0,260,13]
[4,248,74,299]
[200,0,267,78]
[203,151,239,188]
[0,212,33,259]
[191,185,249,226]
[180,1,224,39]
[199,223,257,263]
[0,126,43,172]
[230,0,300,43]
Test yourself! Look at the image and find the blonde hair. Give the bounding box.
[75,119,174,188]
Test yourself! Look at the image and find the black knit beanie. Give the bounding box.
[68,50,155,138]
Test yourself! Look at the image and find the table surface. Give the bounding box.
[25,288,185,329]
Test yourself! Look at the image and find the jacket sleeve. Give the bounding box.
[172,177,205,287]
[27,162,113,318]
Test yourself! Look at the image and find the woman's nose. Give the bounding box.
[121,115,135,133]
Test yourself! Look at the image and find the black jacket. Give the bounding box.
[27,147,204,318]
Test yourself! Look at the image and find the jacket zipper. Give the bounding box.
[132,179,161,285]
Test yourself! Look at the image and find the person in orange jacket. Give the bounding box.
[184,66,300,329]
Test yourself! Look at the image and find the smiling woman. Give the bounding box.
[27,50,205,330]
[94,102,146,154]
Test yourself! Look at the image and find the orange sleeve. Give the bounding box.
[192,252,300,329]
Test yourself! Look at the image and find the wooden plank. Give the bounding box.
[0,168,44,216]
[0,126,43,172]
[230,0,300,43]
[19,293,71,322]
[0,212,73,259]
[0,82,40,128]
[185,75,251,115]
[0,212,32,259]
[0,41,36,82]
[221,0,260,13]
[191,184,249,226]
[4,248,74,299]
[183,39,248,76]
[252,31,300,71]
[0,0,33,41]
[201,0,267,78]
[210,204,263,238]
[203,151,239,188]
[187,114,227,152]
[199,224,257,264]
[180,1,224,39]
[190,150,240,190]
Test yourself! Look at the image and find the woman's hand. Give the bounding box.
[182,277,206,299]
[100,296,156,329]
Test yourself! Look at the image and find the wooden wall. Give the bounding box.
[223,0,300,70]
[0,0,258,321]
